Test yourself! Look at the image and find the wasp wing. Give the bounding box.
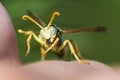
[27,11,46,27]
[63,26,107,34]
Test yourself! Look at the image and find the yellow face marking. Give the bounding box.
[40,26,57,43]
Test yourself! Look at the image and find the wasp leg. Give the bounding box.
[40,38,59,61]
[26,34,32,56]
[70,40,89,64]
[18,29,44,56]
[57,40,89,64]
[70,40,82,59]
[41,47,46,60]
[18,29,43,44]
[18,29,33,56]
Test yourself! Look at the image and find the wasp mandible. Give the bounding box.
[18,11,106,64]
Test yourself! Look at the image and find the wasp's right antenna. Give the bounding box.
[23,15,43,29]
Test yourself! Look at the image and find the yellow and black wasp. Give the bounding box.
[18,11,106,64]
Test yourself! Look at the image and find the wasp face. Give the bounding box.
[40,25,57,42]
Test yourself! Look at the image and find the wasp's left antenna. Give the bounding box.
[23,15,43,29]
[47,12,60,29]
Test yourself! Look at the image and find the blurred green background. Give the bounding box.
[1,0,120,64]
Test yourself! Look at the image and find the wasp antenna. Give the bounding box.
[22,15,43,29]
[47,12,60,29]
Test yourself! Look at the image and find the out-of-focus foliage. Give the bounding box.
[1,0,120,64]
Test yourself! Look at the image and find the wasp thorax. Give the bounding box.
[40,25,57,42]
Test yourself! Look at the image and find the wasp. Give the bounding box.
[18,11,106,64]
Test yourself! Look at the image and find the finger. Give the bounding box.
[112,65,120,74]
[22,60,119,80]
[0,3,20,65]
[0,65,31,80]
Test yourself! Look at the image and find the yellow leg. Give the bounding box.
[18,29,43,44]
[58,40,89,64]
[70,40,83,59]
[40,38,59,60]
[26,34,32,56]
[18,29,44,56]
[41,47,46,60]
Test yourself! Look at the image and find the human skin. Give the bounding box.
[22,60,119,80]
[0,2,119,80]
[0,3,20,66]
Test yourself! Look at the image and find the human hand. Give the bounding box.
[0,3,119,80]
[22,60,120,80]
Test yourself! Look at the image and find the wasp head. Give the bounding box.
[40,12,61,43]
[40,25,58,43]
